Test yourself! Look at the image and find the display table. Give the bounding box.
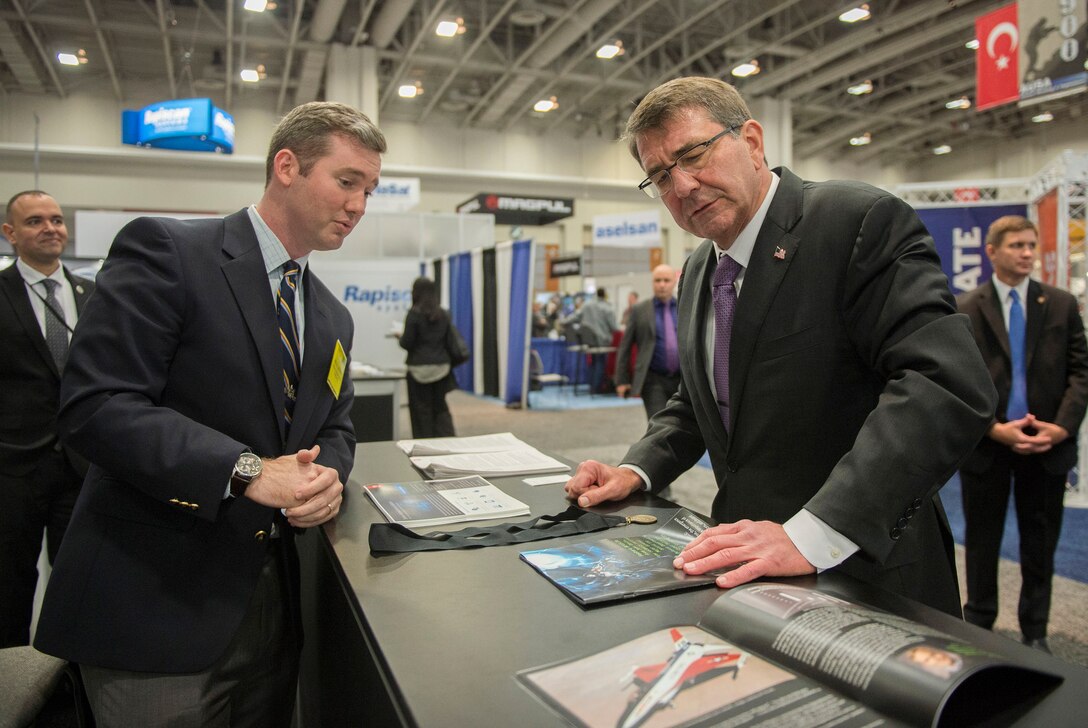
[349,367,405,442]
[296,441,1088,727]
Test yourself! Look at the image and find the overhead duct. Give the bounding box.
[369,0,417,49]
[293,0,349,106]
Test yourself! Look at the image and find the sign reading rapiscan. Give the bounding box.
[121,98,235,154]
[457,193,574,226]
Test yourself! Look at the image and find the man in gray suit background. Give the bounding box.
[0,190,93,647]
[615,264,681,419]
[565,77,995,616]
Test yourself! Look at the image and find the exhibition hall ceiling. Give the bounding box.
[1,0,1084,163]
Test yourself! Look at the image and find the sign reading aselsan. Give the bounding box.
[457,193,574,226]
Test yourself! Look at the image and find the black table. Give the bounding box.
[297,442,1088,727]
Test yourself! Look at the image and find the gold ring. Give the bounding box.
[327,503,334,511]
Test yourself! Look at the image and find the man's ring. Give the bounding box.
[327,503,333,511]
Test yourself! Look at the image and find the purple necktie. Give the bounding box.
[663,301,679,374]
[712,255,742,431]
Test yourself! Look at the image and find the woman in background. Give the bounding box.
[399,277,457,437]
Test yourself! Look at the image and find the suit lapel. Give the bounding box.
[1,264,59,377]
[287,271,336,451]
[682,242,727,443]
[220,210,287,443]
[1025,280,1046,371]
[727,168,803,437]
[977,281,1011,361]
[65,268,93,314]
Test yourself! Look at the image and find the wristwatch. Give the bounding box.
[230,451,263,498]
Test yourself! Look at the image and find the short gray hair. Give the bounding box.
[265,102,387,185]
[623,77,751,161]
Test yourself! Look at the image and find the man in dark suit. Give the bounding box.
[957,215,1088,652]
[565,77,996,616]
[34,102,383,726]
[0,190,93,647]
[615,264,681,419]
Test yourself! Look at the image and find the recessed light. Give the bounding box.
[966,39,980,50]
[839,4,871,23]
[945,96,971,110]
[731,60,760,78]
[533,96,559,113]
[596,41,624,60]
[57,53,80,66]
[847,80,873,95]
[849,132,872,146]
[1032,111,1054,123]
[399,82,423,98]
[244,0,267,12]
[240,68,260,83]
[932,145,952,155]
[436,18,466,37]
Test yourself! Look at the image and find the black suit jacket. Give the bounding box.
[34,210,355,672]
[615,298,666,396]
[0,263,94,475]
[957,279,1088,475]
[623,168,996,609]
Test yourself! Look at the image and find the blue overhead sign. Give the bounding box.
[122,98,235,154]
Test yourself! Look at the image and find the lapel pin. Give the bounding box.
[76,285,85,294]
[1037,296,1046,304]
[773,247,786,260]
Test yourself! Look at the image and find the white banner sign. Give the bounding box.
[368,176,421,212]
[591,209,661,247]
[307,259,418,370]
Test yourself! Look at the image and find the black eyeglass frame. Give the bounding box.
[637,123,743,198]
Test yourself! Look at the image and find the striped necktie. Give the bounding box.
[278,261,302,428]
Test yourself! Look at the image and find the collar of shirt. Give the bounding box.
[248,205,310,359]
[16,257,67,289]
[15,258,77,337]
[710,170,780,295]
[990,275,1030,328]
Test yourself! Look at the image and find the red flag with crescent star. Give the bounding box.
[976,3,1020,110]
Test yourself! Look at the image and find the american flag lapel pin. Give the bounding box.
[773,246,786,260]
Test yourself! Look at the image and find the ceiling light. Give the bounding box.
[533,96,559,113]
[945,96,971,110]
[965,38,980,50]
[1033,111,1054,123]
[932,144,952,155]
[849,132,872,146]
[57,49,88,66]
[240,64,266,83]
[839,4,871,23]
[243,0,267,12]
[731,60,760,78]
[847,80,873,95]
[596,40,624,60]
[436,17,466,37]
[399,82,423,99]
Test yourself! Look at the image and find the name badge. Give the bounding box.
[327,339,348,397]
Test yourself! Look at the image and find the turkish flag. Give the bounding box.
[976,3,1020,110]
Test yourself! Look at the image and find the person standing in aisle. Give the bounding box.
[561,288,617,394]
[564,76,996,616]
[34,101,382,726]
[957,215,1088,652]
[615,264,681,419]
[0,190,94,647]
[400,276,460,438]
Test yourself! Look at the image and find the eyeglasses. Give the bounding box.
[637,124,741,199]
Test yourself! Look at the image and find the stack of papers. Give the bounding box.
[362,475,530,528]
[397,432,571,478]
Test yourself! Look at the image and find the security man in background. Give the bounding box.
[615,264,681,419]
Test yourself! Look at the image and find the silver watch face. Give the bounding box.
[235,452,262,479]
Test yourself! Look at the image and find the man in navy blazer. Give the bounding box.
[615,264,681,419]
[34,102,384,726]
[0,190,93,647]
[957,215,1088,652]
[565,77,996,616]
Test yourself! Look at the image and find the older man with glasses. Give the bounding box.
[565,76,996,616]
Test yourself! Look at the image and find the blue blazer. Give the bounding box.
[35,210,355,672]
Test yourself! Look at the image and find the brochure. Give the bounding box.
[519,583,1062,728]
[395,431,529,456]
[361,474,530,528]
[519,509,726,605]
[410,448,570,478]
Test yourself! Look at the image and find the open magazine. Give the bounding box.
[519,509,727,605]
[519,583,1062,728]
[361,474,530,528]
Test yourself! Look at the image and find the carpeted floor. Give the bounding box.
[424,389,1088,668]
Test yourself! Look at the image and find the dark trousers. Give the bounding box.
[587,354,606,394]
[0,447,82,647]
[641,370,681,419]
[961,451,1067,639]
[406,373,456,438]
[80,544,299,728]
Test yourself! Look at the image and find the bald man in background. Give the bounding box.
[615,264,682,419]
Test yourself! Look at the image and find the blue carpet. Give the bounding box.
[691,456,1088,584]
[526,388,643,411]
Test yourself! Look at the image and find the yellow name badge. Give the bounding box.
[327,340,348,397]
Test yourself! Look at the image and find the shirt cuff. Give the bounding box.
[783,509,859,571]
[619,464,651,491]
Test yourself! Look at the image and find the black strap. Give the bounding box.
[368,506,627,553]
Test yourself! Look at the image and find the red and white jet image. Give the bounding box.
[617,628,747,728]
